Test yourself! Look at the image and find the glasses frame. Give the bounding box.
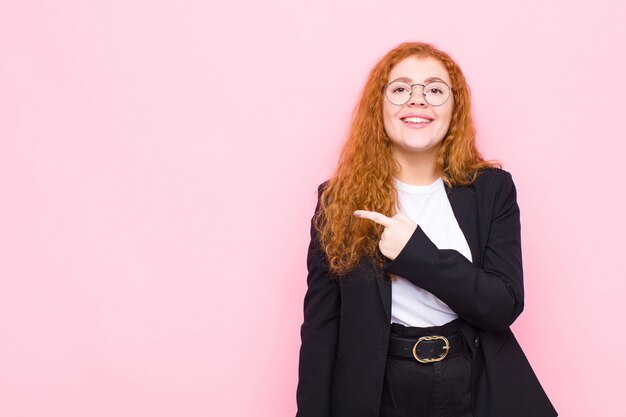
[383,81,454,107]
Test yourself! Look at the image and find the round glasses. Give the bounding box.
[384,81,452,106]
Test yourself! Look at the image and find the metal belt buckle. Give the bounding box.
[412,335,450,363]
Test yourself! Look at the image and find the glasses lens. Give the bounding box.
[423,81,450,106]
[385,81,412,105]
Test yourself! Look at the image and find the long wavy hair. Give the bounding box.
[316,42,500,277]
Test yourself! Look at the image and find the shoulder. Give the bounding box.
[472,168,519,216]
[317,180,330,193]
[311,180,331,215]
[468,168,518,210]
[472,167,515,192]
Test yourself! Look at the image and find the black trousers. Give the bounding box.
[379,319,473,417]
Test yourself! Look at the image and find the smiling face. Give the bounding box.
[383,55,454,162]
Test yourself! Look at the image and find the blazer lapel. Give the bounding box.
[444,182,481,267]
[377,182,482,323]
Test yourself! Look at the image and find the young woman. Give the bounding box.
[296,42,557,417]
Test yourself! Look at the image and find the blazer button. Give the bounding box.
[474,336,480,348]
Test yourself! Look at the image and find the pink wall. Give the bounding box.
[1,1,625,416]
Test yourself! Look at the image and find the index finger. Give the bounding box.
[353,210,393,227]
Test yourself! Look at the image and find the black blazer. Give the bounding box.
[296,168,557,417]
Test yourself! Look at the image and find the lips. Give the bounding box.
[400,113,434,126]
[400,114,435,129]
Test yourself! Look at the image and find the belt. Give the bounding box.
[388,333,464,363]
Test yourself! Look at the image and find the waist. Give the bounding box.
[388,319,467,363]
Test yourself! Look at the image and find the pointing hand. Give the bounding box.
[353,209,417,261]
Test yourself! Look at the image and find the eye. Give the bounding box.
[427,87,444,95]
[425,82,449,96]
[387,82,412,95]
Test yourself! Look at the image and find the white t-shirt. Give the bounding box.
[391,177,473,327]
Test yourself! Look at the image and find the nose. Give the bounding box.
[407,91,427,107]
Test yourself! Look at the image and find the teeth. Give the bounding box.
[403,117,431,123]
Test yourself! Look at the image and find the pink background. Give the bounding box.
[1,1,625,416]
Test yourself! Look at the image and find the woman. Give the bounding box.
[296,42,557,417]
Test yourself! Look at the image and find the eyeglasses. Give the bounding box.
[383,80,453,106]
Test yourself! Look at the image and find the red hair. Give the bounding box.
[317,42,500,276]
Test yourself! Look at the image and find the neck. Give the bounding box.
[392,146,441,185]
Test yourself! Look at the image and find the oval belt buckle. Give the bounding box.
[412,335,450,363]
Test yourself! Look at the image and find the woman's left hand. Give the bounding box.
[353,209,417,261]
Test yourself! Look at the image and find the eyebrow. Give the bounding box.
[390,76,448,84]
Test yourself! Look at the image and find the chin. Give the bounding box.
[397,139,440,154]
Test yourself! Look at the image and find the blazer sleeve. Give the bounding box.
[296,183,340,417]
[384,170,524,331]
